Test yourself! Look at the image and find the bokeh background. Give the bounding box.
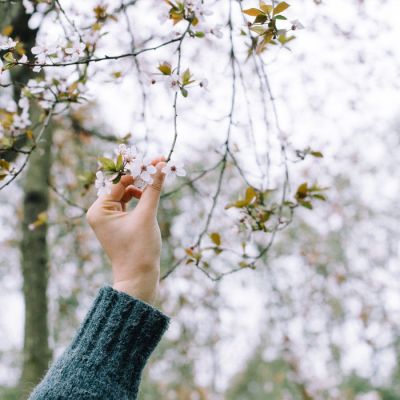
[0,0,399,399]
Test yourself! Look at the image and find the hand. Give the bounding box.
[86,156,166,305]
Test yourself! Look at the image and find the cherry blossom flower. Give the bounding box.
[186,0,213,19]
[95,170,113,196]
[65,40,86,62]
[31,43,59,71]
[291,19,305,30]
[162,159,186,180]
[165,73,180,92]
[115,144,137,165]
[23,0,34,14]
[157,8,170,24]
[82,30,100,47]
[206,24,223,39]
[10,95,31,132]
[199,78,208,89]
[133,176,146,189]
[19,54,28,64]
[0,59,6,85]
[128,156,157,184]
[31,43,57,63]
[0,36,18,51]
[26,79,46,94]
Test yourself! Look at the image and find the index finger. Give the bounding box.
[103,174,134,202]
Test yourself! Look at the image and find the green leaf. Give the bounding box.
[112,174,121,184]
[182,68,191,85]
[278,34,296,45]
[225,187,257,209]
[158,62,172,75]
[116,154,123,170]
[3,52,15,63]
[209,232,221,246]
[312,193,327,201]
[299,200,313,209]
[0,159,10,171]
[243,8,264,16]
[296,182,308,199]
[274,15,287,20]
[98,157,116,171]
[259,3,273,14]
[180,87,188,97]
[273,1,290,15]
[194,31,205,38]
[254,14,268,24]
[250,26,267,35]
[245,187,257,203]
[311,151,323,158]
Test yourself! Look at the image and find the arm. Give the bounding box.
[28,157,169,399]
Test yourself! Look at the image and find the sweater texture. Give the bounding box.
[27,286,170,400]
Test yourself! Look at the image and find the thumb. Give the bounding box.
[136,161,166,216]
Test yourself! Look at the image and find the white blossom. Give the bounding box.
[31,43,59,71]
[65,40,86,62]
[23,0,34,14]
[162,159,186,180]
[0,35,18,51]
[133,176,146,189]
[128,156,157,184]
[19,54,28,64]
[82,30,100,47]
[27,79,46,94]
[115,144,137,165]
[291,19,305,30]
[200,78,208,89]
[157,8,170,24]
[10,95,31,131]
[206,24,223,39]
[185,0,213,19]
[165,73,180,92]
[0,59,6,85]
[95,170,113,196]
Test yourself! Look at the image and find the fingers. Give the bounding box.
[136,160,166,217]
[106,175,135,202]
[121,185,143,203]
[89,175,135,216]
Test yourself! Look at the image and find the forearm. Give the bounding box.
[28,286,170,400]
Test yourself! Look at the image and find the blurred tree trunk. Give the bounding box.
[0,2,53,394]
[20,123,53,394]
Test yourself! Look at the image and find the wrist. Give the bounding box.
[113,277,159,305]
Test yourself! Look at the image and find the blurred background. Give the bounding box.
[0,0,399,399]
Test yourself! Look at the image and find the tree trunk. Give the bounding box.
[0,2,53,395]
[19,123,53,395]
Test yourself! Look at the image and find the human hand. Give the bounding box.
[86,156,166,305]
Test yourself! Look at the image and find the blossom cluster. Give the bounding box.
[95,144,186,196]
[242,1,304,54]
[159,0,224,40]
[0,31,98,77]
[150,61,207,97]
[24,78,84,109]
[30,38,87,72]
[0,95,31,139]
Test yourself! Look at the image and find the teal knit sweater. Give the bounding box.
[28,286,170,399]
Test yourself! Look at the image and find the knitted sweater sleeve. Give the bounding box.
[27,286,170,400]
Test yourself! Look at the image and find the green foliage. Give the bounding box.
[242,1,297,54]
[0,386,21,400]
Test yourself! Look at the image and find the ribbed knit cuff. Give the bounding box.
[68,286,170,394]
